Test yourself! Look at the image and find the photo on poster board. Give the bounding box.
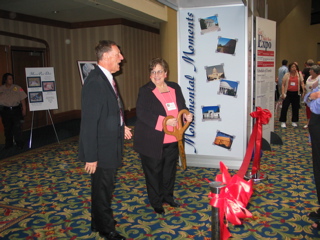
[29,92,43,103]
[202,105,221,121]
[216,37,237,55]
[42,81,55,92]
[199,15,220,35]
[77,61,97,85]
[213,131,234,150]
[27,77,41,88]
[205,64,225,81]
[218,80,239,97]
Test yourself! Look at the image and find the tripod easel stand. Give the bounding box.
[28,109,60,148]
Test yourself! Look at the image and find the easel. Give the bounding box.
[28,109,60,148]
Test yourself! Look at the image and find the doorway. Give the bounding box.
[6,46,48,130]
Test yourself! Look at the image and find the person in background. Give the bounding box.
[303,65,320,129]
[133,58,193,215]
[304,83,320,230]
[78,40,132,240]
[277,59,289,99]
[279,62,305,128]
[0,73,27,149]
[302,59,314,84]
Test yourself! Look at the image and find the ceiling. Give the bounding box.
[0,0,166,28]
[0,0,306,28]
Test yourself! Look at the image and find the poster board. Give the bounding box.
[25,67,58,111]
[178,5,249,169]
[254,17,276,143]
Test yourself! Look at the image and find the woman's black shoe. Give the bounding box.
[163,200,181,207]
[154,207,165,214]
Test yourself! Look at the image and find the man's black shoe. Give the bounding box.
[99,231,126,240]
[154,207,165,214]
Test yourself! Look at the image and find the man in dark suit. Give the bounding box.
[78,40,132,240]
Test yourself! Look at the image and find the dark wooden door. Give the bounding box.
[11,48,47,130]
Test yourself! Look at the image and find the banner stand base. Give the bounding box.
[244,171,268,183]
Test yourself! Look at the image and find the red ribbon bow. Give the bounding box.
[207,162,253,240]
[237,107,272,178]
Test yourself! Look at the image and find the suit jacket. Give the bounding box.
[133,81,188,159]
[78,66,124,169]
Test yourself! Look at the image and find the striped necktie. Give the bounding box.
[112,79,124,126]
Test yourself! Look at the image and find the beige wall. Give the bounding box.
[0,19,160,113]
[276,0,320,70]
[160,7,178,83]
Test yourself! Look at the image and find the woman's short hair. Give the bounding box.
[2,73,13,85]
[149,58,169,74]
[288,62,299,72]
[310,64,320,75]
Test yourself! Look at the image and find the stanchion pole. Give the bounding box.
[209,181,226,240]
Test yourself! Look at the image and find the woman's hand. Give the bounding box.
[184,113,193,122]
[166,118,178,127]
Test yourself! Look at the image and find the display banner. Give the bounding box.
[25,67,58,111]
[178,5,248,169]
[255,17,276,143]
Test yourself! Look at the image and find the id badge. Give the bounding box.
[290,82,295,86]
[166,102,177,111]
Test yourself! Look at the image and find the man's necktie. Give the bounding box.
[112,79,124,126]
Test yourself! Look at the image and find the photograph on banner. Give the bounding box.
[77,61,97,85]
[218,80,239,97]
[216,37,237,55]
[25,67,58,111]
[205,64,225,81]
[202,105,221,121]
[199,15,220,35]
[213,131,234,150]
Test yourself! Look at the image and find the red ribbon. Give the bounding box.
[207,108,271,239]
[237,107,272,178]
[208,162,253,240]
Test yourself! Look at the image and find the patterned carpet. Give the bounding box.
[0,106,320,240]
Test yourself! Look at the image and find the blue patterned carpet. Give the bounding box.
[0,107,320,239]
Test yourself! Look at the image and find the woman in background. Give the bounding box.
[303,65,320,128]
[279,62,305,128]
[0,73,27,149]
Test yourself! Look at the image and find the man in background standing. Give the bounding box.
[78,40,132,240]
[278,59,289,99]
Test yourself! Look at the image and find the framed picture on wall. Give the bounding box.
[77,61,97,85]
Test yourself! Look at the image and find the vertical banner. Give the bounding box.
[178,5,249,169]
[25,67,58,111]
[255,17,276,143]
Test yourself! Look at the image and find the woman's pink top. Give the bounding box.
[152,86,179,143]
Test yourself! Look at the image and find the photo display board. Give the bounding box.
[255,17,276,143]
[178,5,248,169]
[25,67,58,111]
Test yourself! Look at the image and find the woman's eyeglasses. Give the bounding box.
[151,70,164,75]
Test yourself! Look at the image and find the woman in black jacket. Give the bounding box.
[134,58,193,215]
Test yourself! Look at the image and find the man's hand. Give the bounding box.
[124,126,132,139]
[84,161,97,174]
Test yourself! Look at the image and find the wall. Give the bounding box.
[160,7,178,83]
[0,18,160,114]
[276,0,320,69]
